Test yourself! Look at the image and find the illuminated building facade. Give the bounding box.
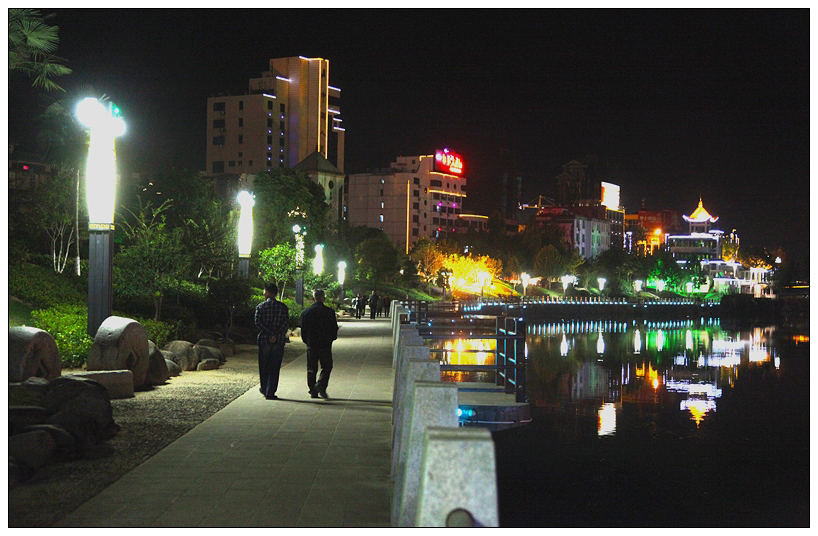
[667,198,722,265]
[533,207,611,260]
[205,56,345,176]
[346,150,467,254]
[8,145,52,190]
[624,209,683,255]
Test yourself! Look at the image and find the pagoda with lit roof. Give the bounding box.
[667,198,723,265]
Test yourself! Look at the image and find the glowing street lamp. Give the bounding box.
[597,277,606,292]
[337,261,346,300]
[521,272,530,297]
[634,279,643,293]
[656,280,666,293]
[236,190,254,278]
[77,97,125,336]
[313,244,324,276]
[293,224,306,305]
[561,274,575,296]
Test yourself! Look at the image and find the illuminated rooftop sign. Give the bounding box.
[600,181,620,210]
[433,148,464,175]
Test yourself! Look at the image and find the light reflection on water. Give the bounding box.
[524,319,780,434]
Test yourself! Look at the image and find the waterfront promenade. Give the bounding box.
[56,318,395,527]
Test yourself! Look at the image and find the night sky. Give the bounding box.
[9,9,810,265]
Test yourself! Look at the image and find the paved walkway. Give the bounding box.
[56,317,396,527]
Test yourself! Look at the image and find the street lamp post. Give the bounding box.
[237,190,254,278]
[337,261,346,301]
[313,244,324,276]
[521,272,530,297]
[293,224,305,306]
[77,98,125,337]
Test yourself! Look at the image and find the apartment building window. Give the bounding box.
[433,193,440,200]
[238,161,242,166]
[279,121,285,131]
[379,214,384,222]
[280,103,285,113]
[267,101,273,110]
[412,215,419,223]
[279,138,285,147]
[267,136,273,144]
[413,177,420,185]
[238,152,243,157]
[380,201,384,209]
[268,118,273,128]
[213,102,225,112]
[412,190,419,197]
[213,136,225,145]
[380,189,384,196]
[239,100,244,110]
[430,179,442,187]
[412,228,419,236]
[238,118,243,127]
[213,119,225,129]
[238,135,243,144]
[267,152,273,160]
[249,160,253,166]
[413,202,419,210]
[228,161,235,167]
[212,161,224,173]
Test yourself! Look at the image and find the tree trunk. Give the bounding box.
[154,292,164,322]
[75,169,81,276]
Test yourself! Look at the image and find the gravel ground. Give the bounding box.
[8,339,307,528]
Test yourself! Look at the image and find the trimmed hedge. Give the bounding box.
[9,264,85,309]
[30,305,93,368]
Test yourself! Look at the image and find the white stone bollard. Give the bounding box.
[415,427,499,527]
[391,356,439,477]
[394,381,458,527]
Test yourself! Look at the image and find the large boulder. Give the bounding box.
[86,316,150,389]
[9,429,56,469]
[195,344,225,364]
[197,338,234,359]
[8,326,61,382]
[164,355,181,377]
[63,370,135,399]
[164,340,199,371]
[146,341,171,385]
[196,358,221,371]
[42,376,120,448]
[9,405,49,435]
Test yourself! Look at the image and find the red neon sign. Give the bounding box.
[434,149,464,175]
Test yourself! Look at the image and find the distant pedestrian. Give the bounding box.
[255,282,289,400]
[383,295,391,318]
[369,290,379,319]
[300,289,339,399]
[356,293,366,319]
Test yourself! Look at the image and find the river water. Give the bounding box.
[490,318,810,527]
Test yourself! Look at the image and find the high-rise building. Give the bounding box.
[205,56,345,177]
[346,150,467,254]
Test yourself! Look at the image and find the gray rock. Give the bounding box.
[8,458,34,489]
[195,344,225,364]
[8,326,61,382]
[164,356,181,377]
[9,429,56,468]
[9,379,47,407]
[63,370,135,399]
[146,341,171,385]
[22,424,78,459]
[196,338,219,348]
[163,340,199,371]
[42,376,119,447]
[9,405,49,434]
[196,358,221,371]
[86,316,150,389]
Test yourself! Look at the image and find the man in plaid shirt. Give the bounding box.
[255,282,289,400]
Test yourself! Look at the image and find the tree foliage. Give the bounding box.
[115,199,190,321]
[410,237,445,283]
[8,9,72,92]
[251,169,330,250]
[356,234,400,285]
[258,244,297,299]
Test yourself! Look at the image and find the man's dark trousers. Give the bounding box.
[307,346,333,394]
[259,341,285,397]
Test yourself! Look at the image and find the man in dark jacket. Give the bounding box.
[255,282,289,400]
[368,290,379,319]
[300,288,339,399]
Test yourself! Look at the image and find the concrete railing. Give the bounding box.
[389,304,499,527]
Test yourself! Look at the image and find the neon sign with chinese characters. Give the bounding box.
[434,149,464,175]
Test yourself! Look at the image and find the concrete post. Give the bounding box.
[391,356,440,471]
[415,427,499,527]
[394,381,458,527]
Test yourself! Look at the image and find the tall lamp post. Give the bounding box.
[313,244,324,276]
[521,272,530,297]
[236,190,254,278]
[337,261,346,301]
[77,97,125,337]
[293,224,306,306]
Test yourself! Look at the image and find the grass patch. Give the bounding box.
[9,298,34,327]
